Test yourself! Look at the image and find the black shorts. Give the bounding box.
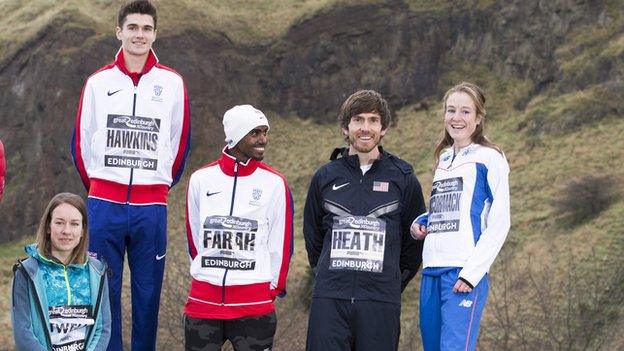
[184,312,277,351]
[306,297,401,351]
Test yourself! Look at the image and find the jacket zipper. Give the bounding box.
[85,264,107,346]
[126,85,138,203]
[16,262,53,348]
[222,161,240,305]
[63,265,71,304]
[352,164,368,303]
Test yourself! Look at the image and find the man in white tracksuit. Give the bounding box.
[184,105,293,351]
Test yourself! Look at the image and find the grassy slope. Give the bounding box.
[1,0,623,350]
[0,0,367,63]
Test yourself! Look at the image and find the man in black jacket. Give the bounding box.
[304,90,426,351]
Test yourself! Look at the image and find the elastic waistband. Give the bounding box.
[185,279,274,319]
[89,178,168,205]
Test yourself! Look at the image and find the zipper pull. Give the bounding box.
[351,297,355,304]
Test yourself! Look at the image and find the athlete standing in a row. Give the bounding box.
[71,1,191,350]
[411,82,510,351]
[184,105,293,351]
[304,90,426,351]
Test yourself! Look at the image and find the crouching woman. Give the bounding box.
[12,192,111,351]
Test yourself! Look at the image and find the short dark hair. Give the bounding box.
[118,0,158,29]
[338,90,392,130]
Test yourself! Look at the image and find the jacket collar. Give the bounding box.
[330,145,388,169]
[25,244,88,269]
[114,47,158,86]
[218,146,260,177]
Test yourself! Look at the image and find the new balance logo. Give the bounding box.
[107,89,123,96]
[458,299,473,308]
[332,182,350,191]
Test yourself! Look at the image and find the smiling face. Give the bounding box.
[229,125,269,162]
[116,13,156,59]
[49,203,84,264]
[444,91,482,149]
[343,112,387,155]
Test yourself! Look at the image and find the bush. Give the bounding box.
[552,174,618,227]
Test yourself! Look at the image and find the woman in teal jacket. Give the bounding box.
[12,192,111,351]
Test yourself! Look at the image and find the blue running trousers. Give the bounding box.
[420,267,488,351]
[88,198,167,351]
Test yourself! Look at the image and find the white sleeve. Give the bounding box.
[459,152,511,286]
[267,178,293,297]
[185,173,202,264]
[81,80,96,171]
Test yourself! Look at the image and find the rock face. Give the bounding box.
[0,0,618,242]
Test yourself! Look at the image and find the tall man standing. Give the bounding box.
[71,1,191,350]
[304,90,425,351]
[184,105,293,351]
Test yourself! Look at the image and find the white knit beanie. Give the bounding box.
[222,105,270,148]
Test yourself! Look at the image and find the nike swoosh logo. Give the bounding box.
[107,89,122,96]
[206,191,222,197]
[332,182,350,191]
[156,253,166,260]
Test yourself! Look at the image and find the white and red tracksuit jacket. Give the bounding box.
[185,148,293,319]
[71,48,190,205]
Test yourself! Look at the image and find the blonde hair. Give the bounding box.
[35,193,89,265]
[433,82,502,169]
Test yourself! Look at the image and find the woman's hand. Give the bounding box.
[453,279,472,293]
[410,223,428,240]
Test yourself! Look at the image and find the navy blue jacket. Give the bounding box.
[304,147,425,305]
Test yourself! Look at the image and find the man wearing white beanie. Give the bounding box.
[183,104,294,350]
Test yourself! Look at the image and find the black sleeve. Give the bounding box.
[399,172,426,291]
[303,172,325,270]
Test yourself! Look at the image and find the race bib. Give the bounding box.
[104,114,161,170]
[428,177,463,233]
[329,216,386,273]
[49,305,94,351]
[201,216,257,270]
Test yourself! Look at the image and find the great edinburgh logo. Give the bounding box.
[104,114,161,170]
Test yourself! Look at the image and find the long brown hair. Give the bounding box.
[433,82,502,169]
[35,193,89,265]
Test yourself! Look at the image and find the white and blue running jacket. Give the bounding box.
[415,143,510,287]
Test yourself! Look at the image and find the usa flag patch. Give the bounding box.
[373,181,389,192]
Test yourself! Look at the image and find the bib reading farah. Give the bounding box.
[330,216,386,273]
[428,177,463,233]
[105,114,161,171]
[201,216,257,270]
[49,305,94,351]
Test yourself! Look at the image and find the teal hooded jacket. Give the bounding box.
[11,244,111,350]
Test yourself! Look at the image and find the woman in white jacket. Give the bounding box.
[411,82,510,351]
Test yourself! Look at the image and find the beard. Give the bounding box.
[348,134,381,154]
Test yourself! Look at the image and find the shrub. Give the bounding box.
[552,174,618,227]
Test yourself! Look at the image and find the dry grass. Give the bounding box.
[0,0,361,62]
